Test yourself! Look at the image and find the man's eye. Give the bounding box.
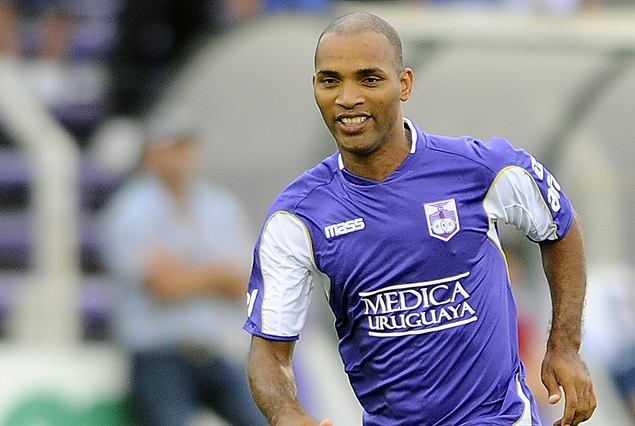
[364,77,381,85]
[321,78,337,85]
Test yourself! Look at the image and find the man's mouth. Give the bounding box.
[340,116,368,125]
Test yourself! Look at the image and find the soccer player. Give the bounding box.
[244,12,596,426]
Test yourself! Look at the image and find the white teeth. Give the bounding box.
[341,116,367,125]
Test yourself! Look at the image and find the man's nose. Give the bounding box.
[336,82,363,108]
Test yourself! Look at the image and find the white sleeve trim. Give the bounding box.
[259,211,327,337]
[484,166,558,242]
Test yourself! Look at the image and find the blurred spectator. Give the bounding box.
[0,0,70,61]
[262,0,328,15]
[583,264,635,422]
[421,0,604,14]
[0,0,115,146]
[501,0,611,14]
[110,0,261,118]
[101,107,267,426]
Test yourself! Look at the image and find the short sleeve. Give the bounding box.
[484,154,573,242]
[244,211,327,340]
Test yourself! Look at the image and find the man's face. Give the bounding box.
[145,139,199,184]
[313,31,413,158]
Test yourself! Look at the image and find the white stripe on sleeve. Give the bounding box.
[484,166,558,242]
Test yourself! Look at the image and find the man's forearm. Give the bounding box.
[247,337,319,426]
[539,210,596,425]
[540,210,587,351]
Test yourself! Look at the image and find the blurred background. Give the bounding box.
[0,0,635,425]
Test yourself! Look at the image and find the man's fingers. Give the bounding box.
[560,382,578,426]
[556,380,597,426]
[319,419,333,426]
[571,381,597,425]
[541,351,596,426]
[542,372,562,405]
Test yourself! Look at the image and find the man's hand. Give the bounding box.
[274,415,332,426]
[273,414,332,426]
[541,348,596,426]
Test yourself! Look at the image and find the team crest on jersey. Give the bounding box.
[424,199,460,242]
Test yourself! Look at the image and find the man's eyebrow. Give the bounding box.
[316,68,387,79]
[315,70,341,79]
[355,68,384,77]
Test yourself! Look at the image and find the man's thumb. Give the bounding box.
[549,391,562,405]
[543,375,562,405]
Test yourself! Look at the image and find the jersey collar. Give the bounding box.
[338,118,418,170]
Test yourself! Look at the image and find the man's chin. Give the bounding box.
[336,139,377,158]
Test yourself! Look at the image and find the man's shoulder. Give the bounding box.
[106,175,160,212]
[195,180,244,208]
[270,153,340,212]
[424,132,516,171]
[426,132,512,152]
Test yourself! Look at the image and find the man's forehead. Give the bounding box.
[317,30,388,50]
[315,31,392,65]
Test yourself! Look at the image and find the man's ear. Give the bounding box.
[399,68,414,102]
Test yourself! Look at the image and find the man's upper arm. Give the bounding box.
[484,164,573,242]
[244,211,320,340]
[102,200,152,284]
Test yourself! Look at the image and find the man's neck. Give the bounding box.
[341,125,412,182]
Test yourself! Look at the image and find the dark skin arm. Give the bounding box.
[145,249,247,302]
[247,336,333,426]
[539,210,597,426]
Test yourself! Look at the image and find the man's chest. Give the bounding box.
[308,180,492,297]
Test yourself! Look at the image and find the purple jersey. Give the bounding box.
[244,119,572,426]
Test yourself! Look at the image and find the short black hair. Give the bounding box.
[315,12,404,71]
